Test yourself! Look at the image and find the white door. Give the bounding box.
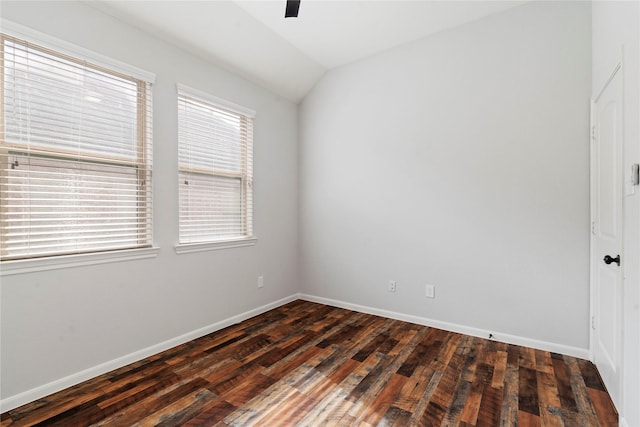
[591,63,623,408]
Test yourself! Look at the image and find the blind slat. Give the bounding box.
[178,89,253,244]
[1,34,153,261]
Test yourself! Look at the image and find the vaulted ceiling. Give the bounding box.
[90,1,526,103]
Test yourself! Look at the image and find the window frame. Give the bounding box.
[175,84,256,254]
[0,20,158,274]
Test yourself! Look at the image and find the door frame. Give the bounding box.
[589,58,624,410]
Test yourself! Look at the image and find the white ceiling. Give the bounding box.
[90,0,526,102]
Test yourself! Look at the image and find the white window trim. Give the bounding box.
[1,19,156,83]
[176,84,256,249]
[1,20,156,267]
[176,84,256,118]
[175,237,257,255]
[0,247,160,276]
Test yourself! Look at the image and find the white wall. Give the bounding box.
[592,2,640,426]
[299,1,591,350]
[1,0,617,417]
[0,1,298,403]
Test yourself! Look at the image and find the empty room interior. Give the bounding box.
[0,0,639,426]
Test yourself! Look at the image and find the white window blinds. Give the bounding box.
[178,86,254,244]
[0,34,153,261]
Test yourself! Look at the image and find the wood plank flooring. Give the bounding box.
[1,300,618,426]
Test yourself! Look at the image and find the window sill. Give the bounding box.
[0,247,160,276]
[175,237,257,254]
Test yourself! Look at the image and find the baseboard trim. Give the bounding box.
[1,292,591,413]
[0,294,298,413]
[298,293,590,360]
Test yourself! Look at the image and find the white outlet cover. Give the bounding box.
[425,285,435,298]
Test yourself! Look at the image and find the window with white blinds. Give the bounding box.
[0,33,153,261]
[178,86,254,245]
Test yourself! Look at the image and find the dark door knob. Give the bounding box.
[603,255,620,266]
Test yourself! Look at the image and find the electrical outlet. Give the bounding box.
[258,275,264,288]
[425,284,435,298]
[388,280,397,292]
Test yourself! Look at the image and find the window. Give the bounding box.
[177,85,254,247]
[0,33,153,261]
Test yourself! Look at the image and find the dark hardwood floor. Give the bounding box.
[1,300,617,426]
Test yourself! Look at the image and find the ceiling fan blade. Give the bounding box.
[285,0,300,18]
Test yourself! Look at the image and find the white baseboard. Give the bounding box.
[0,294,298,413]
[298,293,590,360]
[1,292,591,413]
